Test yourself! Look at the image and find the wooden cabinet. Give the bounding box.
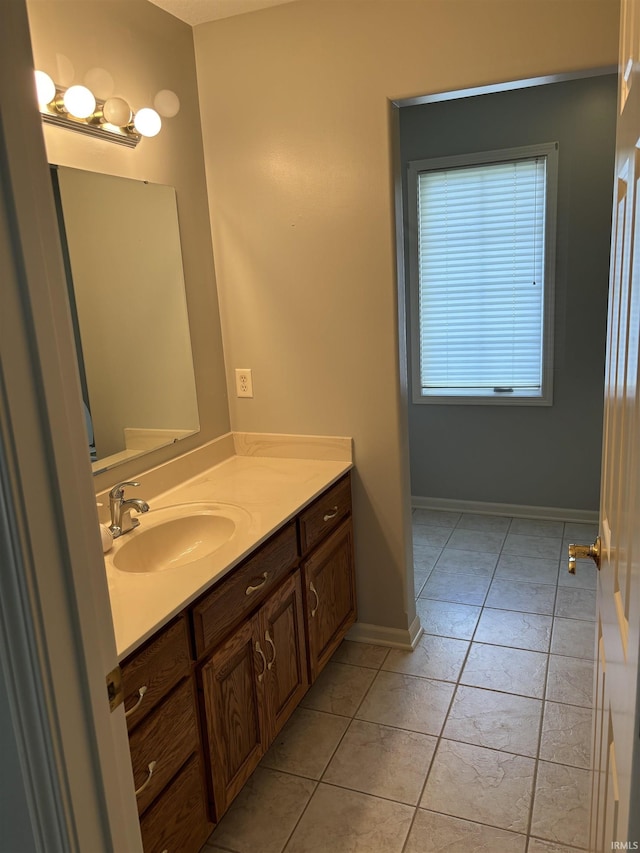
[121,472,355,841]
[302,518,356,681]
[120,616,212,852]
[199,571,308,818]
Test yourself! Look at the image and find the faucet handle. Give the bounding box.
[109,480,140,500]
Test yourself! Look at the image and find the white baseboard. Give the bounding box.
[347,615,423,650]
[411,495,598,524]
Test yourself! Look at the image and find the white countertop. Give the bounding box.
[105,453,351,660]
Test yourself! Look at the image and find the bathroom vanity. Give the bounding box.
[106,451,355,853]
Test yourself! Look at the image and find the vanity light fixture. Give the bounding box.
[34,70,162,148]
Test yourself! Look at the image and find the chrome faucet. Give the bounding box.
[109,481,150,539]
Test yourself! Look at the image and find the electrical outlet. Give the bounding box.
[235,368,253,398]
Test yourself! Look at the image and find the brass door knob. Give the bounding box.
[568,536,601,574]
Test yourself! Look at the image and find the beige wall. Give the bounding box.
[194,0,619,631]
[27,0,230,491]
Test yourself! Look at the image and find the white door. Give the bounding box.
[0,2,142,850]
[585,0,640,846]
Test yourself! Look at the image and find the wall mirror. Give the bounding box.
[51,165,200,473]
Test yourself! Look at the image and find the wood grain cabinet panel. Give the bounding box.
[192,522,298,656]
[302,519,357,681]
[299,474,352,555]
[129,678,199,816]
[121,616,190,732]
[139,754,212,853]
[199,617,266,818]
[259,571,309,738]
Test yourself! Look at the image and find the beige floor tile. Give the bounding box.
[434,547,499,578]
[260,707,350,779]
[283,783,413,853]
[461,643,547,698]
[331,640,389,669]
[447,528,507,553]
[207,767,315,853]
[420,739,535,833]
[413,542,443,572]
[530,761,591,849]
[414,567,431,598]
[416,598,481,640]
[456,513,512,534]
[502,533,563,559]
[322,719,436,805]
[382,633,469,682]
[414,525,453,548]
[509,518,564,538]
[300,661,376,717]
[527,837,587,852]
[486,579,556,615]
[550,617,596,660]
[474,608,552,652]
[356,670,455,735]
[420,570,491,606]
[554,588,596,621]
[546,655,594,708]
[539,702,592,769]
[413,508,461,528]
[443,685,542,757]
[495,554,559,585]
[405,809,527,853]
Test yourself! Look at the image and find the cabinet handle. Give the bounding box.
[255,640,267,682]
[265,630,276,670]
[135,761,157,797]
[323,506,339,522]
[124,685,147,718]
[309,581,320,617]
[245,572,269,595]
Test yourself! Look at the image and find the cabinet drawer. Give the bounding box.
[299,474,351,555]
[121,617,191,732]
[192,522,298,657]
[129,679,199,816]
[140,753,212,853]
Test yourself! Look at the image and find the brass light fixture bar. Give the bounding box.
[35,71,161,148]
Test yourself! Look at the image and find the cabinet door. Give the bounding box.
[199,617,267,818]
[302,519,356,681]
[259,571,309,740]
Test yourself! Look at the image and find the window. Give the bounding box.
[407,143,557,405]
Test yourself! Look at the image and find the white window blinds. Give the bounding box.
[416,155,548,397]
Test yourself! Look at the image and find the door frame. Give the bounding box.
[0,2,141,849]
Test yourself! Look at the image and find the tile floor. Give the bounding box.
[202,510,598,853]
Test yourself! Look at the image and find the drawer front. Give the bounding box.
[140,753,212,853]
[192,522,298,657]
[299,474,352,555]
[129,679,199,816]
[121,617,191,732]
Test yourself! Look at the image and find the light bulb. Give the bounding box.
[34,70,56,107]
[133,107,161,138]
[63,85,96,119]
[102,96,132,127]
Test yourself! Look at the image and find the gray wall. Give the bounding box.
[402,75,617,512]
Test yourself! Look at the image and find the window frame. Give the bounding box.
[407,142,558,407]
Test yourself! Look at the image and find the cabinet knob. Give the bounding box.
[323,506,339,522]
[124,685,147,718]
[309,581,320,618]
[265,630,276,670]
[135,761,157,797]
[255,640,267,682]
[245,572,269,596]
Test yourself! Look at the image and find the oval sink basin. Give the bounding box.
[111,503,247,573]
